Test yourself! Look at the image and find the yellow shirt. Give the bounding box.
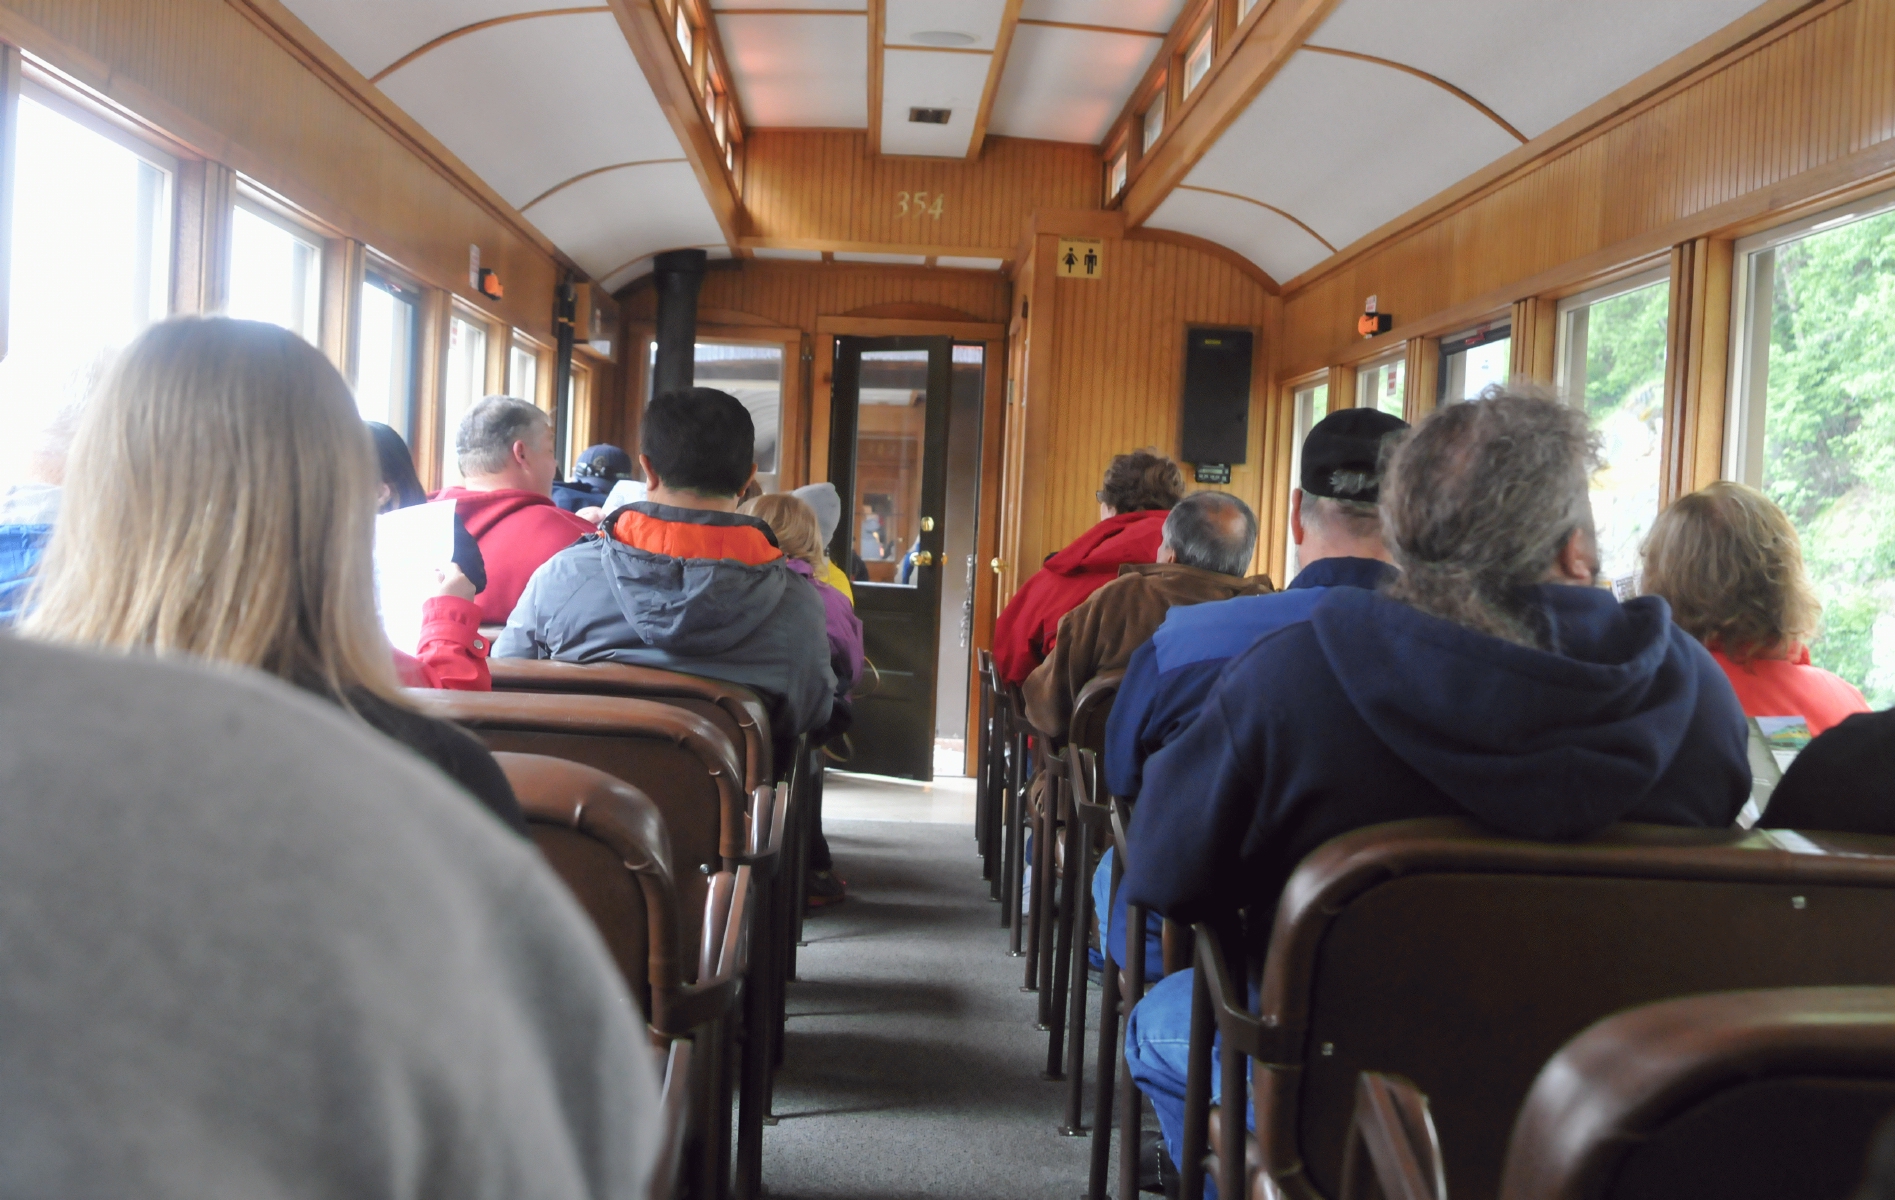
[819,558,855,605]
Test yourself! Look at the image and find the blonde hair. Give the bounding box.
[23,317,402,705]
[741,492,824,568]
[1640,481,1821,664]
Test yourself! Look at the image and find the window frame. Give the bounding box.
[1554,264,1670,403]
[1435,319,1512,406]
[355,259,426,437]
[1724,185,1895,485]
[1182,22,1215,99]
[1141,85,1167,154]
[229,183,329,346]
[1106,150,1128,203]
[510,331,548,410]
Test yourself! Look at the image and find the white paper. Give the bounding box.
[604,479,648,510]
[374,500,457,656]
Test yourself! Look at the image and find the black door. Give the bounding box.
[827,336,953,780]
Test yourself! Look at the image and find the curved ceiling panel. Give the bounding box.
[1183,50,1520,253]
[1144,189,1329,283]
[988,24,1164,144]
[1021,0,1183,33]
[602,245,731,295]
[378,12,676,209]
[1311,0,1765,141]
[278,0,552,80]
[528,161,724,283]
[717,12,869,127]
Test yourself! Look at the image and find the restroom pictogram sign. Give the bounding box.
[1056,237,1103,279]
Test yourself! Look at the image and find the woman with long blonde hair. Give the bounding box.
[23,317,521,831]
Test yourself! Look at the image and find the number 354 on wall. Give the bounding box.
[897,191,945,219]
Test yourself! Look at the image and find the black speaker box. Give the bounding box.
[1179,327,1254,466]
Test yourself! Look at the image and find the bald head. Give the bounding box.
[1160,491,1258,577]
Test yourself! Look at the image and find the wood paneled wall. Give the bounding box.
[0,0,560,337]
[1006,227,1282,594]
[1279,0,1895,380]
[741,130,1101,260]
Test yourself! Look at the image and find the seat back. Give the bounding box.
[414,689,747,970]
[1498,987,1895,1200]
[1069,670,1123,756]
[489,658,774,789]
[1250,819,1895,1200]
[495,751,681,1023]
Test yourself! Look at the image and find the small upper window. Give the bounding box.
[1106,152,1128,202]
[1239,0,1261,18]
[1142,91,1166,154]
[1356,352,1406,418]
[440,314,489,487]
[1183,25,1214,97]
[675,5,694,63]
[510,338,540,405]
[227,200,323,346]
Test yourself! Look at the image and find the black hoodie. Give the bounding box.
[1123,584,1749,942]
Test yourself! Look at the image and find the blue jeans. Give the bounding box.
[1091,846,1166,979]
[1125,968,1254,1200]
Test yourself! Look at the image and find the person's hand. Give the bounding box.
[434,563,477,601]
[576,505,605,524]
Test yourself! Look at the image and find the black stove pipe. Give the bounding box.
[651,249,707,398]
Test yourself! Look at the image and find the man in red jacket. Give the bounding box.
[992,449,1185,685]
[434,396,595,625]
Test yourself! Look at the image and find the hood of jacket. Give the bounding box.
[1044,509,1168,577]
[1312,584,1714,839]
[436,486,563,539]
[594,502,790,657]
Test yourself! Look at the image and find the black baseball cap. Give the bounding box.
[1300,408,1408,503]
[575,443,634,480]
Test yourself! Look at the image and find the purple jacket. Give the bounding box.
[787,558,864,690]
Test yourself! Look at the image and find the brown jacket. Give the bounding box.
[1022,561,1275,738]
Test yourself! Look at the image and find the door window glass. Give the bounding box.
[355,273,418,432]
[1557,272,1670,589]
[1356,354,1405,417]
[439,315,488,487]
[228,202,322,345]
[695,342,784,491]
[1438,324,1511,405]
[851,349,929,587]
[0,92,172,489]
[1730,197,1895,703]
[1287,379,1328,576]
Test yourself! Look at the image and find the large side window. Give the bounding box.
[439,312,489,487]
[355,271,420,433]
[0,90,172,487]
[1355,352,1405,418]
[1286,378,1328,576]
[1556,270,1670,590]
[227,198,322,345]
[1729,192,1895,703]
[694,342,785,492]
[510,336,541,407]
[1437,322,1511,405]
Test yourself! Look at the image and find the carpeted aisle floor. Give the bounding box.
[763,813,1113,1200]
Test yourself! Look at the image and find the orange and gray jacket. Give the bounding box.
[493,501,836,739]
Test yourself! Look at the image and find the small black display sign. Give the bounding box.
[1194,463,1232,485]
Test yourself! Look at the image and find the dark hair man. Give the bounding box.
[1120,389,1750,1176]
[437,396,594,624]
[992,448,1185,686]
[494,388,834,740]
[1022,490,1271,739]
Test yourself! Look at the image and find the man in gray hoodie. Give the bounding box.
[495,388,835,741]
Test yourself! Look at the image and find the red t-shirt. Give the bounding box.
[435,487,595,624]
[1711,646,1869,736]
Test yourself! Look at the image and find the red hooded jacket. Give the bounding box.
[992,509,1168,685]
[436,487,595,624]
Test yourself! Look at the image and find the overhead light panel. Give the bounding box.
[909,107,951,124]
[909,30,976,46]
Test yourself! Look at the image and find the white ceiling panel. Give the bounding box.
[886,0,1010,50]
[881,49,994,156]
[751,247,826,261]
[378,12,680,209]
[1145,189,1329,283]
[277,0,545,79]
[1019,0,1183,34]
[988,24,1162,143]
[833,252,928,264]
[529,161,724,282]
[1310,0,1766,140]
[718,13,869,127]
[1184,51,1520,252]
[936,256,1005,270]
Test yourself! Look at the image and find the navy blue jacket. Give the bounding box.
[1105,557,1396,799]
[1122,584,1749,947]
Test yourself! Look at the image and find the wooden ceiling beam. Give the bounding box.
[963,0,1023,160]
[1120,0,1342,228]
[606,0,745,243]
[867,0,885,152]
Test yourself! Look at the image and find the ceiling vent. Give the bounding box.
[909,107,951,125]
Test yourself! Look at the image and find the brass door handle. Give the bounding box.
[990,557,1006,572]
[913,551,935,567]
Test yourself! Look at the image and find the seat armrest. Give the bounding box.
[1337,1072,1446,1200]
